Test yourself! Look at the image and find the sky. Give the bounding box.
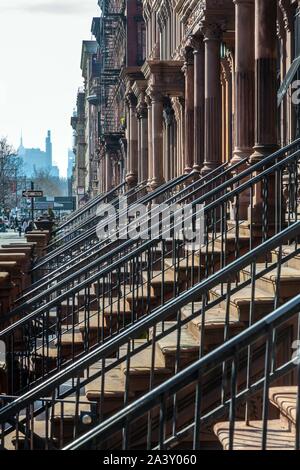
[0,0,100,177]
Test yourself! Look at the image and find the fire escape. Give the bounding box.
[97,0,126,180]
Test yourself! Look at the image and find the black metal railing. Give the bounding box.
[52,182,126,237]
[32,173,196,276]
[0,220,300,449]
[17,162,230,302]
[36,181,146,269]
[47,181,144,252]
[64,292,300,451]
[1,140,300,398]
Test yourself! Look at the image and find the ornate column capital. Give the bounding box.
[190,35,204,55]
[137,103,147,119]
[136,90,147,119]
[184,46,194,65]
[148,88,163,103]
[145,94,152,108]
[200,22,223,42]
[126,90,138,109]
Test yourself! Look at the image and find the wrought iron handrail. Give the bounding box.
[43,131,300,270]
[1,159,239,324]
[32,171,195,272]
[0,144,298,375]
[64,292,300,450]
[38,180,146,261]
[47,181,146,251]
[0,220,298,425]
[20,143,300,314]
[18,161,231,303]
[53,181,126,235]
[0,137,297,426]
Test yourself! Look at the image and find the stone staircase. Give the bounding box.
[214,387,298,450]
[2,142,300,450]
[4,240,298,449]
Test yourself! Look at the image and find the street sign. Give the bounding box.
[34,202,54,210]
[22,190,44,198]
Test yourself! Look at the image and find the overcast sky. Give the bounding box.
[0,0,100,177]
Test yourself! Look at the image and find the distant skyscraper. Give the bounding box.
[17,130,58,177]
[67,149,75,179]
[45,130,53,167]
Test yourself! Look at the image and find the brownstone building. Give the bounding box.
[2,0,300,453]
[71,0,300,200]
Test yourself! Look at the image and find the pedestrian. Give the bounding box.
[17,220,22,238]
[22,219,28,233]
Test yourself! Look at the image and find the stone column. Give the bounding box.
[201,24,223,175]
[146,95,153,189]
[183,47,194,173]
[138,102,149,183]
[163,104,174,181]
[232,0,255,163]
[250,0,278,232]
[151,91,165,190]
[250,0,278,163]
[193,36,205,172]
[126,93,139,187]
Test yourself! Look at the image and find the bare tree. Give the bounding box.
[32,168,68,197]
[0,138,24,210]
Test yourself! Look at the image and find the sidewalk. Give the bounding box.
[0,230,26,247]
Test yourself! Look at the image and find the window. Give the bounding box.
[137,21,146,65]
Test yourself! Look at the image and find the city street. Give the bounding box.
[0,230,25,247]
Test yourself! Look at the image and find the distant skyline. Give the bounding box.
[0,0,100,177]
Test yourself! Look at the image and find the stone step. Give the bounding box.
[269,386,298,427]
[214,419,296,450]
[58,328,85,358]
[126,285,157,311]
[93,280,122,296]
[227,220,250,238]
[142,269,177,297]
[272,245,300,271]
[181,302,242,350]
[51,396,93,444]
[85,362,132,416]
[77,285,97,307]
[210,232,249,252]
[78,311,109,341]
[31,346,58,376]
[60,298,80,318]
[209,284,275,322]
[5,418,53,450]
[120,340,171,393]
[241,264,300,300]
[165,257,202,282]
[155,322,199,370]
[101,298,133,325]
